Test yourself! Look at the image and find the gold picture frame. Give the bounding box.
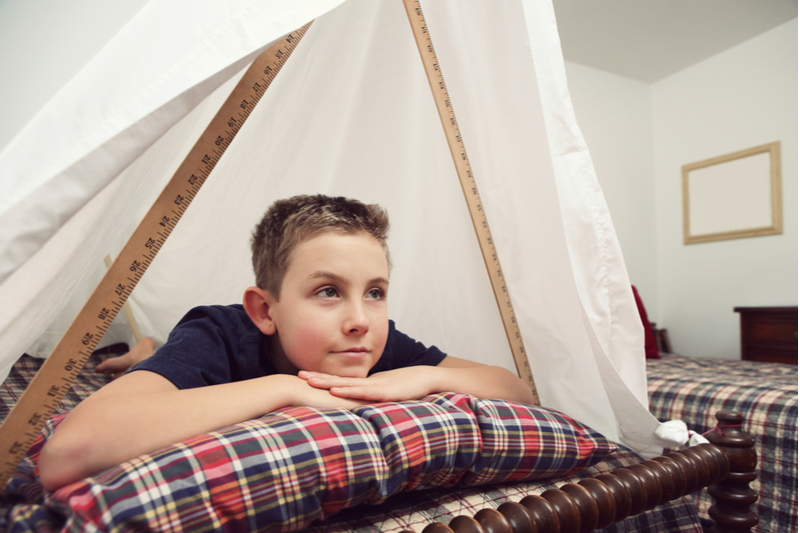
[682,141,782,244]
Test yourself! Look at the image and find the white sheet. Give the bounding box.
[0,0,677,454]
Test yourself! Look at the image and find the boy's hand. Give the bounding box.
[289,378,372,410]
[300,357,536,406]
[96,337,156,380]
[95,355,135,380]
[298,368,432,403]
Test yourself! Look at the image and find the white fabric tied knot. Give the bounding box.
[655,420,710,448]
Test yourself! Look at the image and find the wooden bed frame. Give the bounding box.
[399,412,759,533]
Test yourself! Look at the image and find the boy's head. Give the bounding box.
[245,194,392,378]
[251,194,391,299]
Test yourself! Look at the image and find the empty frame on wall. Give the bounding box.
[682,141,782,244]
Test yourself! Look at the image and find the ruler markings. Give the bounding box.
[401,0,539,403]
[0,22,312,490]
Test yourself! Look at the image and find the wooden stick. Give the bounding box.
[0,22,312,490]
[104,255,143,343]
[401,0,539,403]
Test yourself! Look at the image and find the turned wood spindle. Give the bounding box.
[677,446,713,489]
[679,444,727,487]
[497,502,536,533]
[705,412,759,533]
[663,451,701,494]
[627,463,663,510]
[594,473,631,522]
[409,411,757,533]
[449,515,484,533]
[541,488,581,533]
[610,467,648,516]
[577,478,616,529]
[652,455,686,497]
[474,508,513,533]
[559,483,599,533]
[520,494,559,532]
[640,459,676,505]
[420,521,455,533]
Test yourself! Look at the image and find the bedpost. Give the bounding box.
[413,411,758,533]
[703,411,759,533]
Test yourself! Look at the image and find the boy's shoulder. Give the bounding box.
[134,304,268,388]
[171,303,264,351]
[176,303,253,329]
[369,321,446,374]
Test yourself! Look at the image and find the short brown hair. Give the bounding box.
[251,194,391,298]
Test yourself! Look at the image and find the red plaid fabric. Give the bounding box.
[2,389,615,532]
[308,446,705,533]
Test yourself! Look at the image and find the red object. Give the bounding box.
[632,286,659,359]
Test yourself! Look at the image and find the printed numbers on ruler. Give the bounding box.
[0,22,312,489]
[401,0,538,403]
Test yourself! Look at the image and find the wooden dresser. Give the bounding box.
[734,306,798,365]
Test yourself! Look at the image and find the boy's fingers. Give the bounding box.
[328,384,405,403]
[96,358,128,374]
[298,384,371,409]
[298,371,330,380]
[328,386,376,400]
[304,374,369,388]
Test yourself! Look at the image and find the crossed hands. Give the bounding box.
[94,338,438,411]
[298,367,433,405]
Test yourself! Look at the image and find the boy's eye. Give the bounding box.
[366,288,385,300]
[316,287,338,298]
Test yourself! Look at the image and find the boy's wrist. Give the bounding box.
[264,373,307,409]
[426,365,458,395]
[265,373,359,410]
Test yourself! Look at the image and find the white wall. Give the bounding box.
[652,19,798,359]
[565,19,797,359]
[563,63,659,314]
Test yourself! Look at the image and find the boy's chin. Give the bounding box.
[324,366,370,379]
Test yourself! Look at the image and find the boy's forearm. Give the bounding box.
[38,373,362,491]
[40,377,278,490]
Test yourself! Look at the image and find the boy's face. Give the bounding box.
[267,231,389,378]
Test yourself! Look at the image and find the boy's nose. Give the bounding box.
[343,302,369,335]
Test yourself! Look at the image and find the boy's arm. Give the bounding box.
[38,369,366,491]
[300,356,536,406]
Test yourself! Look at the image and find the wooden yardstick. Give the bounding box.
[401,0,539,404]
[0,22,312,490]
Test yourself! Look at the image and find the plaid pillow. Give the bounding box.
[7,392,615,532]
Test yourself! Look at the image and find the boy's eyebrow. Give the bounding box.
[308,271,389,287]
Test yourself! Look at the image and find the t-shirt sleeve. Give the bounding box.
[370,321,447,374]
[131,305,258,389]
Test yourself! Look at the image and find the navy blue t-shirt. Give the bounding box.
[133,304,447,390]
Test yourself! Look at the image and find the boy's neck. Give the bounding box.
[264,334,298,375]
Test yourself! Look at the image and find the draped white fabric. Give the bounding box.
[0,0,676,455]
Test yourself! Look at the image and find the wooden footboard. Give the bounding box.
[401,412,759,533]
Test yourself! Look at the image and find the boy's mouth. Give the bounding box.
[332,348,369,357]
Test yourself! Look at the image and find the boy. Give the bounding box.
[39,195,535,490]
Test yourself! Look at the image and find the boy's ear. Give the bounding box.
[242,286,277,335]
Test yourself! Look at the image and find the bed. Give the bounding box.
[647,353,798,533]
[0,349,759,533]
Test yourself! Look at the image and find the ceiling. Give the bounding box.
[552,0,798,83]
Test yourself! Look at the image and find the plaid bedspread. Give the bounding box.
[648,353,798,533]
[0,353,111,419]
[0,353,705,533]
[305,445,705,533]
